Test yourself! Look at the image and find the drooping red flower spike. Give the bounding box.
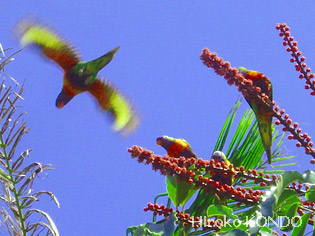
[128,145,271,205]
[276,23,315,96]
[200,48,315,163]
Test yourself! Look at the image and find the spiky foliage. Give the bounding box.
[0,45,59,236]
[124,23,315,235]
[126,97,298,235]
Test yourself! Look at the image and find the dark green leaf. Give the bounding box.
[126,214,177,236]
[207,205,237,220]
[301,170,315,184]
[260,172,301,218]
[305,186,315,202]
[291,213,311,236]
[274,171,301,205]
[280,203,299,232]
[276,189,300,215]
[146,213,176,236]
[126,225,158,236]
[165,175,197,207]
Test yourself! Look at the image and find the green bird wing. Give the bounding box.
[85,46,120,74]
[254,102,273,162]
[251,75,273,163]
[239,67,273,163]
[88,78,138,134]
[18,21,80,71]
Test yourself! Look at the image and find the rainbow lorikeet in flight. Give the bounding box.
[238,67,273,163]
[18,20,138,134]
[156,135,197,208]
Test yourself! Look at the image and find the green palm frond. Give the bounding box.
[127,97,296,235]
[179,98,294,234]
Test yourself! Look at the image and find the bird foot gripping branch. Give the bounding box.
[18,19,138,134]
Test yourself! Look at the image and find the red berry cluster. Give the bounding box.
[296,197,315,226]
[298,210,315,227]
[200,48,315,162]
[128,146,280,204]
[143,203,220,230]
[144,203,173,217]
[176,212,199,229]
[176,213,221,230]
[129,146,315,206]
[288,181,310,194]
[235,167,277,186]
[276,23,315,96]
[301,201,315,211]
[275,118,314,156]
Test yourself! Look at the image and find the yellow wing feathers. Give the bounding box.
[88,79,138,134]
[19,21,80,70]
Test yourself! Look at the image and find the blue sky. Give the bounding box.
[1,1,315,235]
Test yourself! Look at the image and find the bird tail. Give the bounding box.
[258,118,273,164]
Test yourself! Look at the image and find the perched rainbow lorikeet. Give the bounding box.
[238,67,273,164]
[210,151,234,208]
[156,135,197,159]
[211,151,233,186]
[156,135,197,208]
[18,20,138,134]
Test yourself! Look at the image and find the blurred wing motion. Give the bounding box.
[88,78,138,134]
[18,19,139,135]
[238,67,273,164]
[19,22,80,71]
